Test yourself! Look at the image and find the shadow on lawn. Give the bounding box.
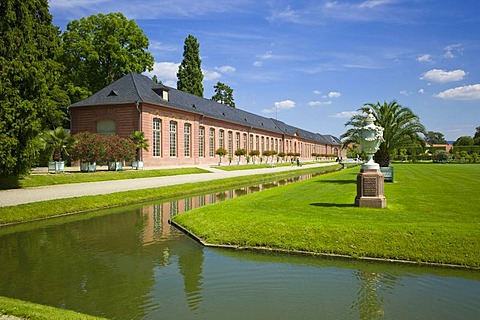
[310,202,355,208]
[315,179,356,184]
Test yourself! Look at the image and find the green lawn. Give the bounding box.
[0,165,341,225]
[0,296,106,320]
[173,164,480,268]
[1,167,210,189]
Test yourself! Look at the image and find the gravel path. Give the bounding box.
[0,163,336,207]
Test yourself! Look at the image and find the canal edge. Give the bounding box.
[169,220,480,271]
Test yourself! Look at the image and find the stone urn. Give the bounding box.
[355,110,386,208]
[359,111,384,170]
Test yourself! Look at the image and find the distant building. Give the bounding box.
[69,73,345,167]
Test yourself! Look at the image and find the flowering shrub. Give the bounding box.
[71,132,136,164]
[105,135,136,163]
[71,132,107,164]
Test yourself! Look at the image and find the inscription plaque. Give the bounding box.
[363,177,377,196]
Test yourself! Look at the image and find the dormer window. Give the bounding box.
[152,87,169,101]
[107,90,118,97]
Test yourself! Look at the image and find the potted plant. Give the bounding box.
[130,131,149,170]
[215,148,227,165]
[234,148,246,165]
[71,132,107,172]
[42,127,76,174]
[249,150,260,164]
[105,135,136,171]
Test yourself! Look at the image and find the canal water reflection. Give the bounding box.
[0,176,479,319]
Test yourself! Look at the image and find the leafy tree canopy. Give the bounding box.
[424,131,447,144]
[453,136,474,146]
[177,34,204,97]
[0,0,65,177]
[341,101,426,167]
[474,126,480,140]
[60,12,154,99]
[212,82,235,108]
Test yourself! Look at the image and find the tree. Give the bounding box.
[177,34,204,97]
[234,148,246,164]
[424,131,447,144]
[215,148,227,164]
[0,0,65,177]
[341,101,426,167]
[130,131,149,161]
[474,126,480,139]
[42,127,76,162]
[212,82,235,108]
[60,12,154,98]
[453,136,474,146]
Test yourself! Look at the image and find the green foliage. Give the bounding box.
[454,136,474,146]
[177,34,204,97]
[104,135,136,162]
[129,131,149,161]
[60,12,154,98]
[212,81,235,107]
[424,131,447,144]
[0,0,65,177]
[432,150,450,163]
[341,101,426,167]
[70,132,107,164]
[42,127,76,161]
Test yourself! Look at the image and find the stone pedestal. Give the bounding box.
[355,168,387,208]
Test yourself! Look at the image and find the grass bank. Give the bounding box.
[0,296,106,320]
[1,167,209,189]
[0,165,341,225]
[173,164,480,268]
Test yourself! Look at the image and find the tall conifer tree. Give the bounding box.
[177,35,204,97]
[212,82,235,108]
[0,0,64,177]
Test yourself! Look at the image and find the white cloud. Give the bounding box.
[435,84,480,100]
[262,99,296,114]
[203,69,222,81]
[400,90,410,96]
[418,88,425,94]
[149,40,177,52]
[326,91,341,98]
[253,61,262,67]
[313,90,322,95]
[308,101,332,106]
[421,69,467,83]
[331,111,359,118]
[444,44,462,59]
[215,65,236,73]
[417,54,432,62]
[143,62,179,85]
[260,51,274,59]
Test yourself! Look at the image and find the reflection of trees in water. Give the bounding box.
[351,270,398,319]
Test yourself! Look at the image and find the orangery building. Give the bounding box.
[69,73,345,167]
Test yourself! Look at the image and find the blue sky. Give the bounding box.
[50,0,480,141]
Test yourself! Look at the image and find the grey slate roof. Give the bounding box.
[70,73,341,146]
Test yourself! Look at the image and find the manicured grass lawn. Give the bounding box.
[213,161,324,171]
[0,165,340,225]
[4,167,209,189]
[0,296,106,320]
[173,164,480,268]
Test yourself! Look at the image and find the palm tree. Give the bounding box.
[43,127,76,162]
[341,101,426,167]
[130,131,149,162]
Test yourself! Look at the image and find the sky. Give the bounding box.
[49,0,480,141]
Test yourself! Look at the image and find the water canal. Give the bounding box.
[0,176,479,319]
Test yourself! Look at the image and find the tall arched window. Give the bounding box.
[169,121,177,157]
[209,128,215,157]
[153,118,162,157]
[199,126,205,158]
[219,130,225,149]
[228,131,233,155]
[184,123,191,157]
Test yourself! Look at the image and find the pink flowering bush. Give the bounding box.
[104,135,136,163]
[71,132,107,164]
